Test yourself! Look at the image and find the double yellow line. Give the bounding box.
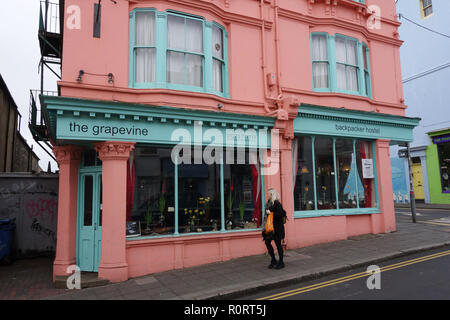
[258,248,450,300]
[421,221,450,227]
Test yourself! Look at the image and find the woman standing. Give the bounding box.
[263,188,286,269]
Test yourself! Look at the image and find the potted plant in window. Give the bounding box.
[238,200,245,228]
[226,183,234,229]
[144,208,153,235]
[154,194,166,234]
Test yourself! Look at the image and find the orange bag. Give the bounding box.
[264,212,274,235]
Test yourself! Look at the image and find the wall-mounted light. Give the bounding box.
[77,70,85,83]
[217,103,223,110]
[108,73,114,84]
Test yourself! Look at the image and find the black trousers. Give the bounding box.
[265,235,283,263]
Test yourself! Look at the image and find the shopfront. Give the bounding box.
[287,104,420,248]
[43,95,277,281]
[426,129,450,204]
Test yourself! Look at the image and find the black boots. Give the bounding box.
[275,260,285,269]
[268,257,277,269]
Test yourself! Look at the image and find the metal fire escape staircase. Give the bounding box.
[29,0,65,161]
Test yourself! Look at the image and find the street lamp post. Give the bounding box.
[406,143,417,223]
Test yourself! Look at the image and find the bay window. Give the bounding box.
[310,33,372,98]
[130,9,229,97]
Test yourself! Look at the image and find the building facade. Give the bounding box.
[0,74,41,173]
[35,0,419,283]
[391,0,450,204]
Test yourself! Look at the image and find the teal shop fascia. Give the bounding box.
[40,95,276,148]
[294,104,421,143]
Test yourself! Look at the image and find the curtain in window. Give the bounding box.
[186,19,203,53]
[167,15,184,50]
[136,49,156,83]
[335,38,347,63]
[212,26,224,92]
[213,59,223,92]
[167,51,185,84]
[135,12,156,83]
[336,38,358,92]
[186,54,203,87]
[312,35,329,89]
[167,15,203,87]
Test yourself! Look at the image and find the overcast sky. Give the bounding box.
[0,0,59,172]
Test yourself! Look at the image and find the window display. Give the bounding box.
[131,147,175,236]
[437,142,450,192]
[293,137,315,211]
[356,140,376,208]
[130,146,263,237]
[223,149,262,229]
[293,136,378,214]
[315,137,336,210]
[178,151,221,233]
[336,138,357,209]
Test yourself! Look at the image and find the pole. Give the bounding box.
[406,143,417,223]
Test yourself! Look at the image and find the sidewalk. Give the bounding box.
[2,214,450,300]
[394,202,450,210]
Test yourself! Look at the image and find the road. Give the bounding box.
[239,208,450,300]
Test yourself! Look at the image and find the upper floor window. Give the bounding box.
[420,0,433,19]
[130,9,229,98]
[310,33,372,98]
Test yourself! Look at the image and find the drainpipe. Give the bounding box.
[260,0,281,115]
[274,0,282,97]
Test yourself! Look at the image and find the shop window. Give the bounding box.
[130,9,229,97]
[131,147,175,236]
[336,138,358,209]
[223,149,262,229]
[178,150,221,233]
[356,140,377,208]
[130,146,263,238]
[293,136,378,216]
[437,142,450,192]
[315,137,337,210]
[293,137,315,211]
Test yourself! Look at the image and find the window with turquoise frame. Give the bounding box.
[310,33,372,98]
[293,135,379,218]
[129,146,265,238]
[129,9,229,97]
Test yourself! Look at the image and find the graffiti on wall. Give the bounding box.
[30,218,56,243]
[0,175,59,256]
[25,198,57,223]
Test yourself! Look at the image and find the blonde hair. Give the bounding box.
[267,188,280,204]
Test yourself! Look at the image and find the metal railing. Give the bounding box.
[39,0,61,35]
[29,89,58,126]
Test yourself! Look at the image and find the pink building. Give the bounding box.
[32,0,419,283]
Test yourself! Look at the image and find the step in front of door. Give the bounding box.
[55,272,110,289]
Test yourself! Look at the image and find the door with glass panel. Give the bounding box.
[77,171,102,272]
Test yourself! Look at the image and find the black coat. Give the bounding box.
[264,200,285,240]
